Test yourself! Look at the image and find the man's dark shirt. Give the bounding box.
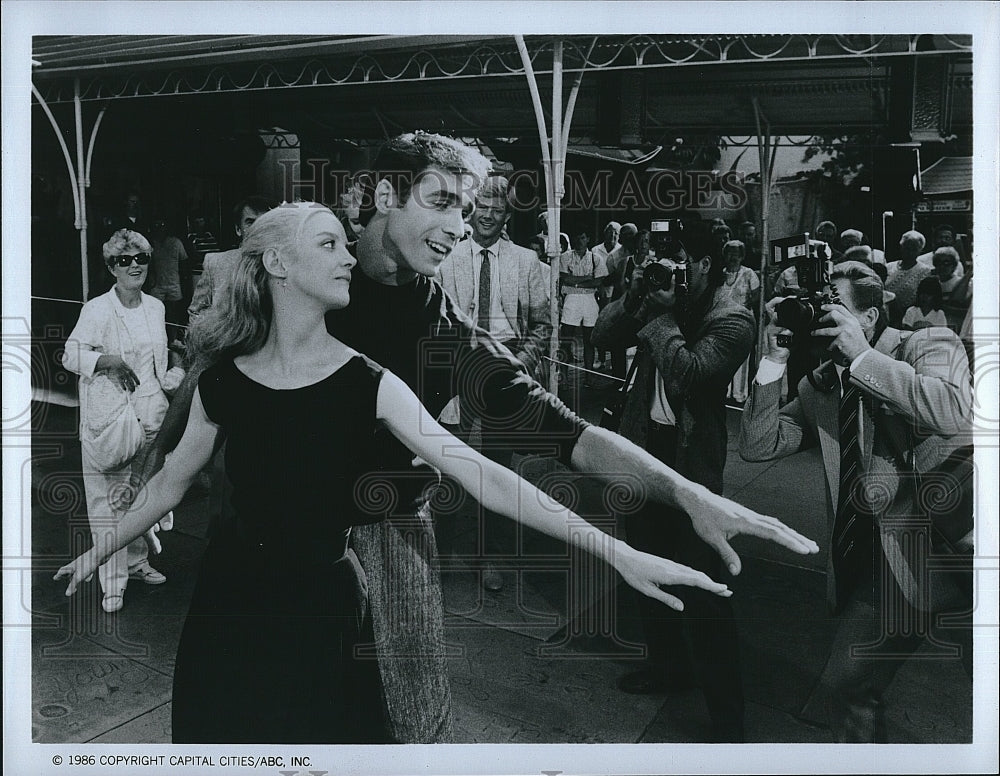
[325,268,587,506]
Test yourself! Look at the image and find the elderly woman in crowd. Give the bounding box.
[718,239,760,405]
[61,228,184,613]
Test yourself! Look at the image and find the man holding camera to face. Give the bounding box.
[593,222,755,742]
[740,260,973,742]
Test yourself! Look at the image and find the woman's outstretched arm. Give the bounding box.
[376,371,730,611]
[54,387,220,596]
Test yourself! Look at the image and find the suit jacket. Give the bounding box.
[437,237,551,379]
[187,248,240,319]
[739,326,973,612]
[593,287,755,493]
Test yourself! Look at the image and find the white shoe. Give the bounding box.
[128,564,167,585]
[102,593,124,613]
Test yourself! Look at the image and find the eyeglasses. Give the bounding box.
[110,253,151,267]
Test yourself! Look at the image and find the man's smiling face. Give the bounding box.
[383,168,476,277]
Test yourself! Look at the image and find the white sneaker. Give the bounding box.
[128,564,167,585]
[102,593,124,613]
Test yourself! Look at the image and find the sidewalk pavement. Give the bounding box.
[27,385,972,744]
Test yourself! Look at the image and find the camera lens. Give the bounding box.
[643,262,671,291]
[774,298,817,331]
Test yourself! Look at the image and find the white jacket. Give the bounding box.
[62,289,184,436]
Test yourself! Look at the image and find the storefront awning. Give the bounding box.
[920,156,973,196]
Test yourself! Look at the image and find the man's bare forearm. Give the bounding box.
[569,425,708,513]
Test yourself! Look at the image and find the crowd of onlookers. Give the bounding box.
[511,215,975,398]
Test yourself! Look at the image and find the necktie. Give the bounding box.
[832,369,873,606]
[478,248,491,330]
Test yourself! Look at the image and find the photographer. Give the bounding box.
[593,224,755,742]
[739,261,973,742]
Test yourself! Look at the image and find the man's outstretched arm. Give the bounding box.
[569,425,820,575]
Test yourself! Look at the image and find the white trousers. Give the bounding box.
[81,390,169,596]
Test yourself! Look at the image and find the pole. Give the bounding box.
[752,98,774,363]
[515,36,560,393]
[74,79,90,301]
[550,41,565,393]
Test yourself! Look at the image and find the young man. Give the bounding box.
[436,173,551,590]
[560,229,608,372]
[740,261,973,742]
[592,220,621,370]
[437,174,551,382]
[142,131,816,743]
[593,224,756,742]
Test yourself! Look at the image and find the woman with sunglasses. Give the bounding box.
[56,204,733,743]
[61,228,185,613]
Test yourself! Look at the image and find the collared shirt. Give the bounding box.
[649,367,677,426]
[592,242,619,290]
[470,238,516,342]
[755,351,870,390]
[559,248,608,296]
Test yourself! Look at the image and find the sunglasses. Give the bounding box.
[110,253,151,267]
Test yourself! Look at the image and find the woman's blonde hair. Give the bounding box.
[188,202,335,360]
[102,229,151,263]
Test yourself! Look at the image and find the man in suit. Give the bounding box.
[593,223,755,742]
[437,174,551,382]
[186,196,276,322]
[436,173,552,591]
[740,260,973,742]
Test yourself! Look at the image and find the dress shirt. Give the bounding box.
[470,239,515,342]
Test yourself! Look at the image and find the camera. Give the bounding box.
[647,219,688,295]
[642,260,687,295]
[650,219,683,257]
[770,236,837,349]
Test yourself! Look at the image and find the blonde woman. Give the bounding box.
[56,203,734,744]
[61,229,184,613]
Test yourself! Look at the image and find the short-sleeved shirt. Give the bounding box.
[718,265,760,309]
[559,249,608,296]
[902,306,947,328]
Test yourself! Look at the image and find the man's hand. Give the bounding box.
[645,281,677,311]
[678,486,819,575]
[142,524,163,556]
[761,297,793,365]
[96,355,139,392]
[623,266,645,309]
[812,303,872,364]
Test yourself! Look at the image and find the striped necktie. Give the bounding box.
[478,248,491,330]
[832,368,874,606]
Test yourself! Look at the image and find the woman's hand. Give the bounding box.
[142,525,163,556]
[96,355,139,392]
[613,542,732,612]
[53,549,100,597]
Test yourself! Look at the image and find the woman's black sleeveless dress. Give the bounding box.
[171,355,392,743]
